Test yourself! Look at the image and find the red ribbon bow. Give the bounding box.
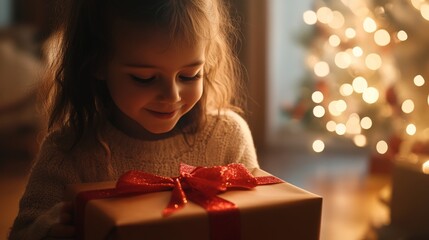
[75,163,283,240]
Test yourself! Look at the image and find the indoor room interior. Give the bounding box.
[1,0,428,239]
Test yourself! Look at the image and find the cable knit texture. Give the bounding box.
[9,110,259,240]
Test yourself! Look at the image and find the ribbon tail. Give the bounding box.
[187,190,241,240]
[255,175,284,185]
[163,178,187,216]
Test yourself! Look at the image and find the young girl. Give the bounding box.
[9,0,259,239]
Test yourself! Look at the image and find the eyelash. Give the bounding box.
[130,73,202,83]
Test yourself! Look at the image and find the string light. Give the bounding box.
[352,76,368,93]
[360,117,373,129]
[335,123,347,135]
[422,160,429,174]
[329,11,345,29]
[346,113,362,134]
[363,17,377,32]
[317,7,334,24]
[313,105,326,118]
[401,99,415,113]
[303,10,318,25]
[313,140,325,153]
[414,75,425,86]
[312,91,324,103]
[362,87,379,104]
[376,140,388,154]
[374,29,391,46]
[406,124,417,136]
[352,46,363,57]
[411,0,424,10]
[335,52,352,69]
[345,28,357,38]
[353,134,367,147]
[340,83,354,96]
[314,61,330,77]
[326,121,337,132]
[397,30,408,41]
[420,3,429,20]
[365,53,382,70]
[329,35,341,47]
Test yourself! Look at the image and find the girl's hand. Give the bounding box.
[46,201,75,238]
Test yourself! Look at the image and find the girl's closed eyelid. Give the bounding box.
[130,75,156,84]
[179,72,202,81]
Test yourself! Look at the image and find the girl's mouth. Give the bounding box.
[146,109,177,119]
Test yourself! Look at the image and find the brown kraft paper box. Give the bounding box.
[65,168,323,240]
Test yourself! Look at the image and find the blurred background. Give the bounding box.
[1,0,429,239]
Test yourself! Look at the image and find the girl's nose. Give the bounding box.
[159,79,181,103]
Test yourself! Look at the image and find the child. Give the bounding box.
[9,0,259,239]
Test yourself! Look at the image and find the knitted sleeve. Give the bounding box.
[8,132,79,240]
[207,110,260,169]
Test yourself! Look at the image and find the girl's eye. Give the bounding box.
[130,75,155,84]
[180,73,202,81]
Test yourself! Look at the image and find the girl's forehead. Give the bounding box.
[110,19,205,53]
[110,20,206,67]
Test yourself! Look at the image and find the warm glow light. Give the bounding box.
[401,99,415,113]
[303,10,318,25]
[362,87,379,104]
[313,105,326,118]
[397,30,408,41]
[374,29,391,46]
[406,124,417,135]
[314,61,330,77]
[345,28,356,39]
[340,83,354,96]
[420,3,429,21]
[312,91,324,103]
[361,117,373,129]
[328,100,347,116]
[376,140,388,154]
[335,52,352,69]
[329,11,345,29]
[414,75,425,86]
[411,0,424,10]
[317,7,334,24]
[352,76,368,93]
[353,134,367,147]
[346,113,361,134]
[422,160,429,174]
[326,121,337,132]
[352,46,363,57]
[363,17,377,33]
[365,53,382,70]
[313,139,325,153]
[427,94,429,105]
[329,35,341,47]
[335,123,347,135]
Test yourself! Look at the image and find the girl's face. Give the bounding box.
[104,21,205,139]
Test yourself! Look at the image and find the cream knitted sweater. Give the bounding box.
[9,111,259,240]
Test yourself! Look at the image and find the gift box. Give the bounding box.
[388,157,429,238]
[66,164,322,240]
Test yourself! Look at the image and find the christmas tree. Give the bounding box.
[293,0,429,172]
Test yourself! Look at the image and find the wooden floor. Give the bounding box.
[0,142,391,240]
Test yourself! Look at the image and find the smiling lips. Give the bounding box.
[146,109,178,119]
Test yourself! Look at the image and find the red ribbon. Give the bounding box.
[75,163,284,240]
